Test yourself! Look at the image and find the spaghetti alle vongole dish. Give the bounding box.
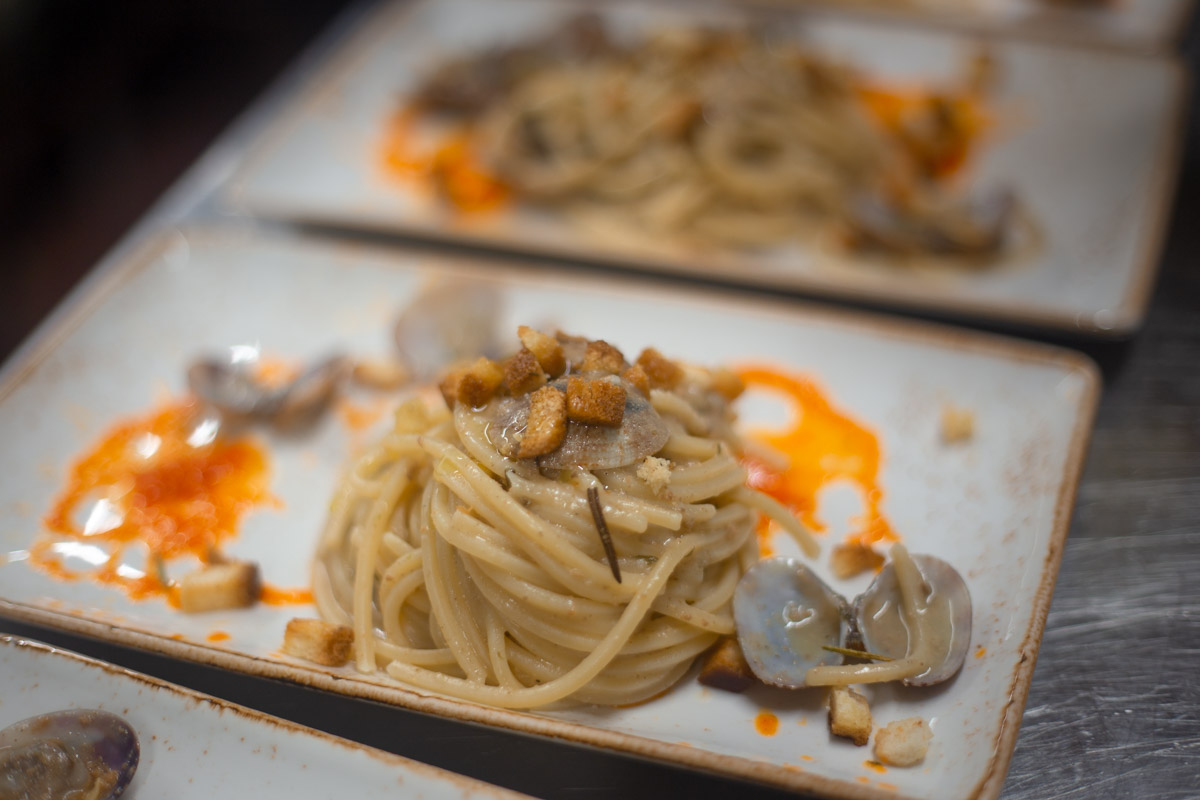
[309,326,972,732]
[312,327,818,709]
[389,15,1034,266]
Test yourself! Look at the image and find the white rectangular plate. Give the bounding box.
[0,229,1098,800]
[767,0,1195,53]
[227,0,1184,337]
[0,636,529,799]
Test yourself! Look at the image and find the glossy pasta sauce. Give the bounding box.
[737,367,898,554]
[35,400,308,606]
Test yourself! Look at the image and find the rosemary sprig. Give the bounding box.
[587,487,622,584]
[822,644,893,662]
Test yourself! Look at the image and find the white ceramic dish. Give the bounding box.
[761,0,1195,53]
[227,0,1184,337]
[0,228,1098,800]
[0,635,529,799]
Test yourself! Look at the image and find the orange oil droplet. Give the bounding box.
[864,760,887,774]
[975,646,987,659]
[207,631,231,643]
[755,711,780,736]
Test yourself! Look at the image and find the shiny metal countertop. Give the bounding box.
[2,3,1198,798]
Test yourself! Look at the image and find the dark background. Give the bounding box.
[0,0,353,361]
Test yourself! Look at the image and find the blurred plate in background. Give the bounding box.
[228,0,1184,337]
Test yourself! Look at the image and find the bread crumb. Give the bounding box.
[503,347,547,396]
[178,561,260,613]
[830,542,884,580]
[351,357,410,390]
[940,405,975,443]
[519,385,567,458]
[828,687,872,746]
[621,364,650,397]
[581,339,626,374]
[874,717,932,766]
[441,357,504,409]
[697,637,756,693]
[636,456,672,494]
[636,347,684,389]
[283,618,353,667]
[566,376,626,427]
[518,326,566,377]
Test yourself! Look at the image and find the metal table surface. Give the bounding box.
[2,3,1197,798]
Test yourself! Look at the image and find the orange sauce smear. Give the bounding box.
[382,109,509,213]
[859,85,990,180]
[35,400,307,606]
[737,367,899,555]
[755,711,780,736]
[207,631,231,643]
[864,760,888,774]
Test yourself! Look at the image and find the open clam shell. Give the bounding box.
[854,553,973,686]
[0,709,139,800]
[733,558,848,689]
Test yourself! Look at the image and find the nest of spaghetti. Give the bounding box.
[313,327,813,709]
[407,15,1025,262]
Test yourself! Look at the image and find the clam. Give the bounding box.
[393,282,503,381]
[484,377,669,470]
[854,552,972,686]
[0,709,139,800]
[732,558,849,689]
[187,353,349,427]
[848,187,1014,257]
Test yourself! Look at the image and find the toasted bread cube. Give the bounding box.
[830,543,885,580]
[874,717,932,766]
[283,617,354,667]
[441,357,504,409]
[697,637,756,693]
[567,376,626,427]
[621,364,650,397]
[636,347,684,389]
[940,405,975,444]
[581,339,626,374]
[519,385,568,458]
[504,347,548,396]
[178,561,261,613]
[518,326,566,377]
[828,687,872,746]
[351,357,410,391]
[710,367,745,401]
[636,456,672,495]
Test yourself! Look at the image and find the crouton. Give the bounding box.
[636,456,672,495]
[874,717,932,766]
[940,405,975,444]
[351,357,410,391]
[581,339,626,374]
[710,367,745,401]
[518,326,566,377]
[830,542,885,580]
[621,364,650,397]
[504,347,548,396]
[519,385,568,458]
[828,687,872,746]
[697,637,756,693]
[636,348,684,389]
[440,357,504,409]
[566,376,626,427]
[283,617,354,667]
[178,561,261,613]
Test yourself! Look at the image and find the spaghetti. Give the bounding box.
[313,330,815,708]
